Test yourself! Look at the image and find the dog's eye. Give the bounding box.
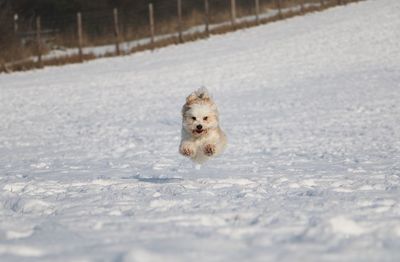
[191,117,196,121]
[203,116,208,121]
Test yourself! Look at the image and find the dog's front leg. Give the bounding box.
[179,141,196,158]
[203,131,227,157]
[203,144,216,156]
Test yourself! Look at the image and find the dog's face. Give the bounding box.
[182,103,219,138]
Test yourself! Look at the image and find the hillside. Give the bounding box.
[0,0,399,261]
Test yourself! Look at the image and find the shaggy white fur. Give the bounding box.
[179,88,227,164]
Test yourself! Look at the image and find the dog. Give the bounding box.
[179,87,227,164]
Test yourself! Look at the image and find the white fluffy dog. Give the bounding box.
[179,88,227,164]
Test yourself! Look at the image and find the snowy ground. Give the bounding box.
[1,0,400,261]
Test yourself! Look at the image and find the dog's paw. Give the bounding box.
[180,146,194,157]
[204,144,216,156]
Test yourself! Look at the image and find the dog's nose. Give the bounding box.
[196,124,203,130]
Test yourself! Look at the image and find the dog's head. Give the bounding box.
[182,88,219,138]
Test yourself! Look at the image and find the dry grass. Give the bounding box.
[1,0,362,74]
[1,53,96,73]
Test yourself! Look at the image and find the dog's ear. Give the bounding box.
[181,104,191,117]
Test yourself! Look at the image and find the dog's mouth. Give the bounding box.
[193,129,206,135]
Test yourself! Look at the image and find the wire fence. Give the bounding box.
[1,0,358,72]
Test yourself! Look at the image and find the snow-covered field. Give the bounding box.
[1,0,400,261]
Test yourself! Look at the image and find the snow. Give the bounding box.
[1,0,400,261]
[329,216,367,236]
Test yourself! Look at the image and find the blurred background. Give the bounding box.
[0,0,342,71]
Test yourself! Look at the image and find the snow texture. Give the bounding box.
[1,0,400,261]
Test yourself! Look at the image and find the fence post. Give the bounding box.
[13,14,19,33]
[320,0,325,7]
[13,14,21,51]
[204,0,209,36]
[113,8,121,55]
[300,0,305,13]
[177,0,183,43]
[337,0,342,5]
[36,16,42,68]
[77,12,83,61]
[276,0,282,19]
[148,3,155,50]
[230,0,236,28]
[255,0,260,24]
